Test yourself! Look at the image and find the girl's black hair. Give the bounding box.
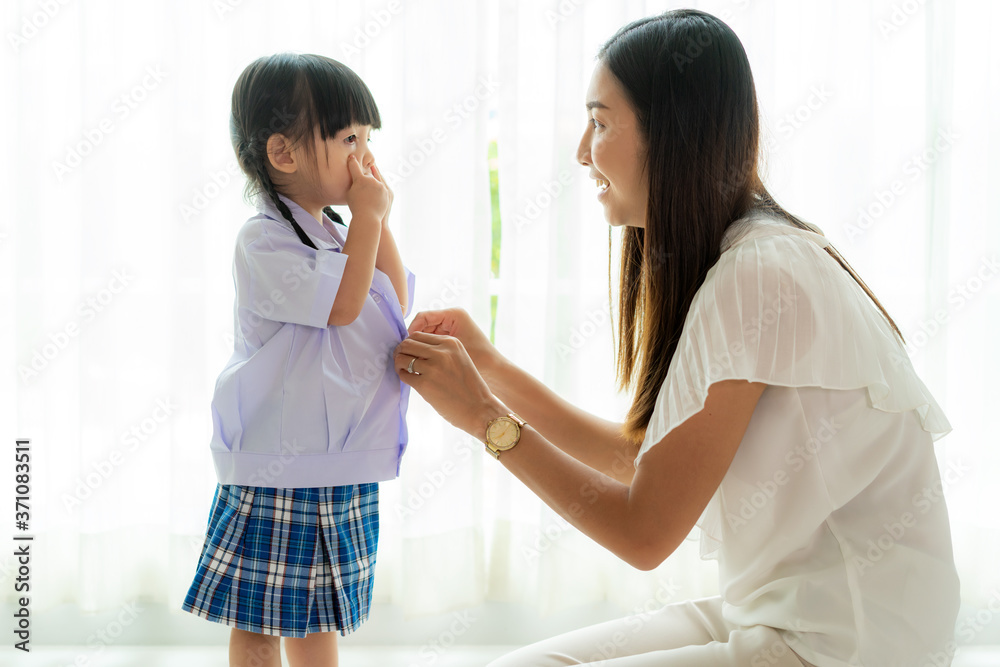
[229,53,382,248]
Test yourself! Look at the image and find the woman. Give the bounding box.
[393,10,960,667]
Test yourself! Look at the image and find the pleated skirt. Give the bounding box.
[181,482,379,637]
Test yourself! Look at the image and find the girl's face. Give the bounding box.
[576,62,648,228]
[306,123,377,206]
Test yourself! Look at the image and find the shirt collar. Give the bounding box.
[720,210,829,254]
[256,192,344,248]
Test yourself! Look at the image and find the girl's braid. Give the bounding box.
[237,132,345,247]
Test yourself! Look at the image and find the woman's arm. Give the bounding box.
[393,331,766,570]
[407,308,635,484]
[487,356,638,484]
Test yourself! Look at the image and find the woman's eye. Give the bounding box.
[589,118,603,130]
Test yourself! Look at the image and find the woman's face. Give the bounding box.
[576,61,648,228]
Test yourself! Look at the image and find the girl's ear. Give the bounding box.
[266,133,298,174]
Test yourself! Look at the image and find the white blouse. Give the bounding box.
[635,213,960,667]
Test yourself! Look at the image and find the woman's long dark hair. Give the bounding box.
[601,10,904,443]
[229,53,381,247]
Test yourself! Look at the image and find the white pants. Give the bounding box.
[487,597,817,667]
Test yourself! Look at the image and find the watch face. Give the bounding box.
[487,417,519,449]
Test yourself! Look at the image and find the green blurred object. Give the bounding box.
[488,139,501,344]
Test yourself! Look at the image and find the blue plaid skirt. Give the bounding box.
[181,482,379,637]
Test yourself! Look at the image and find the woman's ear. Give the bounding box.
[266,133,298,174]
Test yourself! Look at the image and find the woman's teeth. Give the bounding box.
[597,179,609,191]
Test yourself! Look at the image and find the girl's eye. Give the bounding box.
[346,134,357,144]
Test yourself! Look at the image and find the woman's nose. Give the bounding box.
[576,127,591,166]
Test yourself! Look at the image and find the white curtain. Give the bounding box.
[3,0,998,645]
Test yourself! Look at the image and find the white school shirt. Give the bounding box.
[209,193,416,488]
[635,212,960,667]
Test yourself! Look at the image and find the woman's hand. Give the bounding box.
[407,308,504,383]
[346,155,389,223]
[394,332,507,438]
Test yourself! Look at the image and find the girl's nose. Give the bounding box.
[362,148,376,173]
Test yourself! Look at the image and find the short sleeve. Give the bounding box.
[635,230,951,466]
[239,224,348,329]
[402,266,416,318]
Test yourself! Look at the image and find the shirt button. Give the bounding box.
[373,294,382,303]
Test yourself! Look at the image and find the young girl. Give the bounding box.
[181,53,413,667]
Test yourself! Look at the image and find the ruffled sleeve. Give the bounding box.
[635,219,951,468]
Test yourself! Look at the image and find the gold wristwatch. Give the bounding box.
[484,412,527,459]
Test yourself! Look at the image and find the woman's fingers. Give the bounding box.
[406,331,453,344]
[393,334,468,377]
[408,311,444,335]
[395,335,439,360]
[407,309,462,336]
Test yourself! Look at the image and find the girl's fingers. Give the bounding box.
[347,154,363,178]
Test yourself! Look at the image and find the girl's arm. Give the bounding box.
[370,163,408,314]
[406,308,635,484]
[328,156,386,326]
[375,222,408,315]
